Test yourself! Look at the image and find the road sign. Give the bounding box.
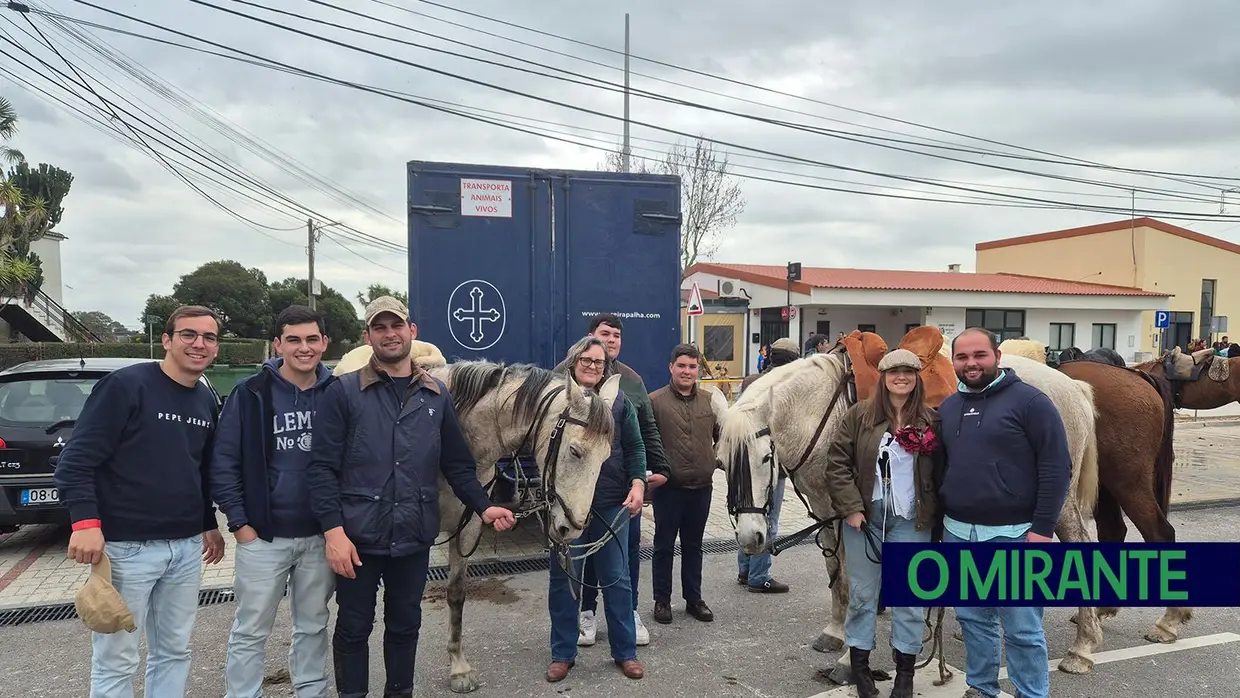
[1155,310,1170,329]
[686,282,704,316]
[1212,315,1228,333]
[781,306,797,321]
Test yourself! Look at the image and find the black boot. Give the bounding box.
[889,649,915,698]
[849,647,880,698]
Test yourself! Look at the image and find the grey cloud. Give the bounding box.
[5,0,1236,328]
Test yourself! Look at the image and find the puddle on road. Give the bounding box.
[422,576,521,605]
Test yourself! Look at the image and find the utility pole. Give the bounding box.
[307,218,317,310]
[621,12,631,172]
[786,261,800,333]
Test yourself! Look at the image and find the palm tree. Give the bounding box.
[0,97,25,165]
[0,98,37,292]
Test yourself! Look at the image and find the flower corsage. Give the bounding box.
[893,425,938,455]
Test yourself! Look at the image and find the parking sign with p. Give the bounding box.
[1155,310,1170,329]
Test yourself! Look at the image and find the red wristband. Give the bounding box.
[72,519,102,531]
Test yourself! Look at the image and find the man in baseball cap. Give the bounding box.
[309,293,516,696]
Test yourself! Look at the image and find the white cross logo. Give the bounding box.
[428,408,436,416]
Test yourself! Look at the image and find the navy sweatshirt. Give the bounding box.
[210,359,334,540]
[937,370,1072,538]
[53,362,219,542]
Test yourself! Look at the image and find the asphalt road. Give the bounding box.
[3,504,1239,697]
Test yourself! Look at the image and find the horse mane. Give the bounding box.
[717,353,849,464]
[441,360,613,438]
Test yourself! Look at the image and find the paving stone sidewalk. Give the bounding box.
[3,424,1240,611]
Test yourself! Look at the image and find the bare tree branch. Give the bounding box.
[599,136,744,275]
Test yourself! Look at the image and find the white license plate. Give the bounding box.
[20,487,58,505]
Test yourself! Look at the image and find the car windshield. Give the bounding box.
[0,377,101,426]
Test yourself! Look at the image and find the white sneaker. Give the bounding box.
[634,610,650,646]
[578,610,597,646]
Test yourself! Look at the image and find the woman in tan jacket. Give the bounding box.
[823,349,944,698]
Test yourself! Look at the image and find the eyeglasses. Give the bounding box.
[577,357,606,369]
[171,329,219,346]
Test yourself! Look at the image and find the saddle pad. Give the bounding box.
[1209,355,1231,382]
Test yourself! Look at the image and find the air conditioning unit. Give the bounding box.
[718,280,737,297]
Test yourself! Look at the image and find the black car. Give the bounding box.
[0,358,222,532]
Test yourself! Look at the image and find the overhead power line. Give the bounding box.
[55,0,1240,222]
[399,0,1240,187]
[194,0,1225,204]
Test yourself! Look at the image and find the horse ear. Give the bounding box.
[598,374,622,408]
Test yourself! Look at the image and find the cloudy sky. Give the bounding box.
[2,0,1238,330]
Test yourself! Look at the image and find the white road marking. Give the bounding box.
[998,631,1240,681]
[805,632,1240,698]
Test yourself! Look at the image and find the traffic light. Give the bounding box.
[787,261,801,281]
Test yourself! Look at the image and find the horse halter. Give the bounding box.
[726,426,777,517]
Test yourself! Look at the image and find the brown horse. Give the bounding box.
[1055,358,1192,648]
[1134,351,1240,410]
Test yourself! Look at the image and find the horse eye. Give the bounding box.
[569,445,583,459]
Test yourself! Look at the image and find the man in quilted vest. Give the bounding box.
[648,344,721,624]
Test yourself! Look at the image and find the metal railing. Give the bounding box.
[19,288,103,343]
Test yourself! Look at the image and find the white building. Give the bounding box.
[0,231,77,342]
[682,262,1171,376]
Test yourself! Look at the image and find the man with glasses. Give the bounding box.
[55,305,228,698]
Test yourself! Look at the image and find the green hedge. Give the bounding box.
[0,339,269,370]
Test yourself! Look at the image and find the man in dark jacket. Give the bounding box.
[735,336,799,593]
[307,296,516,698]
[939,327,1070,698]
[211,305,336,698]
[555,312,671,647]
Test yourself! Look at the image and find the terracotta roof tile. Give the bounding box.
[686,262,1169,297]
[975,216,1240,256]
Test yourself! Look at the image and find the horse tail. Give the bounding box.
[1138,369,1177,514]
[1073,380,1101,516]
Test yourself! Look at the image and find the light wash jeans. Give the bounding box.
[737,476,785,585]
[945,527,1050,698]
[90,535,203,698]
[840,499,929,655]
[225,535,334,698]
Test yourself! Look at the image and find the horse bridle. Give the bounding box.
[441,383,591,555]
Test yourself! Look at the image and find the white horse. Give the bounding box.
[716,345,1106,678]
[335,348,620,693]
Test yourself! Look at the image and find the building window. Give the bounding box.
[858,324,876,333]
[1092,323,1116,350]
[703,325,735,362]
[1200,279,1217,341]
[965,308,1026,341]
[1049,323,1075,350]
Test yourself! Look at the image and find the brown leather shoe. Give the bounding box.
[615,658,644,679]
[652,600,673,624]
[686,600,714,622]
[545,660,574,682]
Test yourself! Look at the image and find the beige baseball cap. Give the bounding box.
[364,296,410,325]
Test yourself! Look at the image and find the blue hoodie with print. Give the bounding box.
[209,358,335,540]
[937,369,1073,538]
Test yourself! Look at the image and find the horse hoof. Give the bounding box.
[1098,607,1120,619]
[1144,628,1178,644]
[816,665,854,685]
[812,632,844,653]
[1058,654,1094,675]
[449,673,480,693]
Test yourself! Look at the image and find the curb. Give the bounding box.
[1176,419,1240,429]
[1169,497,1240,512]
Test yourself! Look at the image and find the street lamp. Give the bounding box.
[146,315,161,359]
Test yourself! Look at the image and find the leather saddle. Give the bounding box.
[897,326,955,409]
[836,330,887,401]
[1163,346,1228,383]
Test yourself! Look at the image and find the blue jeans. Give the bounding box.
[90,535,204,698]
[841,499,928,655]
[580,508,641,613]
[737,476,786,585]
[945,528,1050,698]
[225,535,334,698]
[548,505,637,663]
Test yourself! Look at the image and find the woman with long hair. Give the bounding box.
[822,349,944,698]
